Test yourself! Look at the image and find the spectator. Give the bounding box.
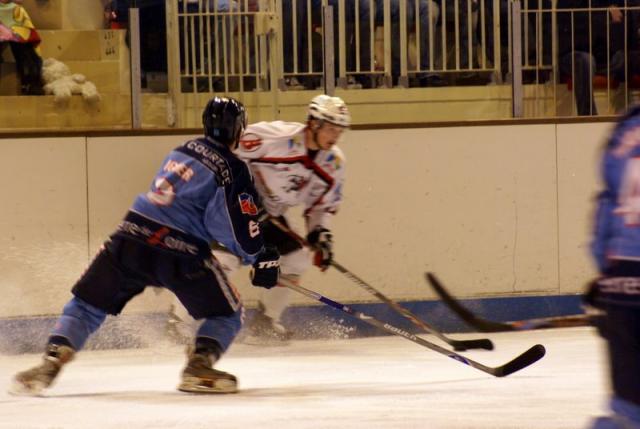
[523,0,553,82]
[104,0,129,29]
[179,0,245,92]
[482,0,553,84]
[557,0,630,116]
[140,0,167,82]
[103,0,168,90]
[436,0,476,82]
[281,0,310,89]
[376,0,443,87]
[626,0,640,88]
[0,0,43,95]
[481,0,509,80]
[108,0,247,92]
[296,0,374,89]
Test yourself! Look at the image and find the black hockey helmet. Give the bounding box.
[202,96,247,147]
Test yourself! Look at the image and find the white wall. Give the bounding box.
[0,122,614,318]
[0,137,88,317]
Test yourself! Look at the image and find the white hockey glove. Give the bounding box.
[307,227,333,272]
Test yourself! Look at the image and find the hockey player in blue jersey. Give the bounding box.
[588,105,640,428]
[167,94,351,343]
[10,96,280,395]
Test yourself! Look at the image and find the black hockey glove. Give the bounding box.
[307,227,333,272]
[250,246,280,289]
[583,277,603,309]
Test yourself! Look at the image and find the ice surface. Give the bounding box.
[0,327,609,429]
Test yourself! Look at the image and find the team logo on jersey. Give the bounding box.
[239,193,259,215]
[325,153,342,171]
[240,133,262,152]
[285,174,308,193]
[288,135,303,150]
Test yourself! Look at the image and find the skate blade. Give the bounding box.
[8,379,46,397]
[178,377,237,394]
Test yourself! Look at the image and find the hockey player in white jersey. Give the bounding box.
[169,94,350,342]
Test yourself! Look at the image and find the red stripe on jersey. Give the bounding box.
[257,155,334,186]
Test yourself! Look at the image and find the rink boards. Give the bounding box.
[0,292,584,353]
[0,122,612,351]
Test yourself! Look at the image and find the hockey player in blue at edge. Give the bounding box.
[587,105,640,428]
[10,96,281,395]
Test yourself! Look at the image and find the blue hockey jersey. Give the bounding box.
[129,136,265,265]
[592,106,640,272]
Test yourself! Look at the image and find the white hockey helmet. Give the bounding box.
[307,94,351,128]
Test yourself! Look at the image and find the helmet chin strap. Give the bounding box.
[310,119,324,149]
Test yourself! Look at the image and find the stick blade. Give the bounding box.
[493,344,546,377]
[426,272,515,332]
[456,338,495,351]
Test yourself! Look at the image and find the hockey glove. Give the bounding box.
[307,227,333,271]
[250,246,280,289]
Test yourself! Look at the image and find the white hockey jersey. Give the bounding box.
[236,120,346,232]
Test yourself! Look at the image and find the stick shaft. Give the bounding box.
[268,218,493,350]
[331,261,492,349]
[426,272,595,332]
[280,278,544,377]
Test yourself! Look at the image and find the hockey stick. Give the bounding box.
[268,218,493,351]
[426,272,594,332]
[330,261,494,351]
[279,278,546,377]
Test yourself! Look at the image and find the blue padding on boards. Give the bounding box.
[279,294,584,338]
[0,294,584,353]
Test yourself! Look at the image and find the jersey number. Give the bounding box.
[249,220,260,238]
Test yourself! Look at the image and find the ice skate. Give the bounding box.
[178,349,237,394]
[243,301,294,345]
[10,344,75,396]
